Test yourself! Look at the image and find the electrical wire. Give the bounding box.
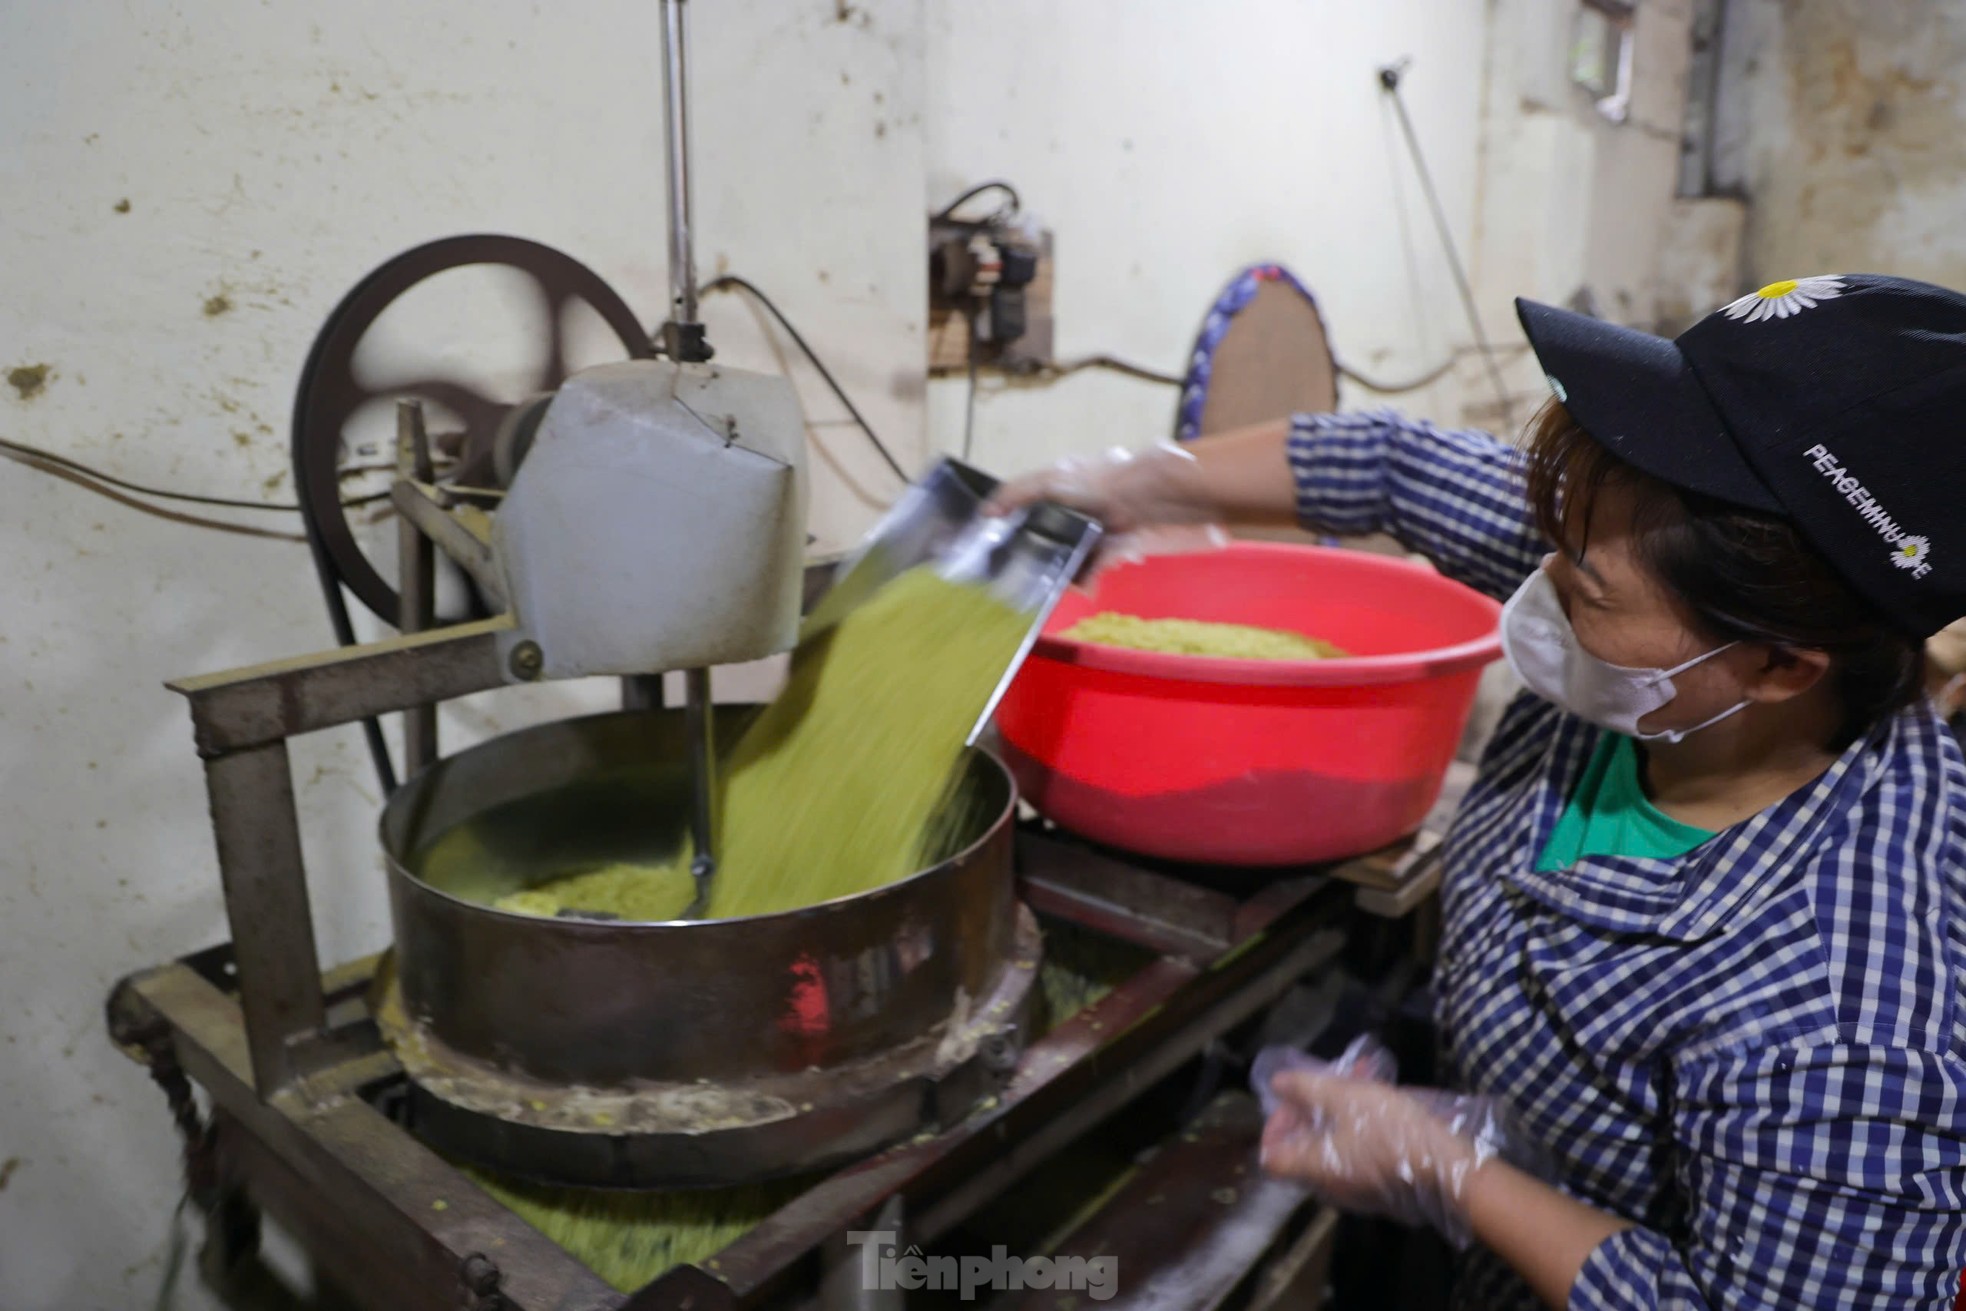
[0,435,392,514]
[1339,356,1458,394]
[932,180,1021,223]
[1051,352,1458,395]
[1378,60,1516,426]
[1336,344,1531,395]
[1038,355,1186,386]
[700,274,911,482]
[0,435,298,510]
[1022,350,1494,396]
[962,306,981,461]
[1,436,402,791]
[0,440,308,542]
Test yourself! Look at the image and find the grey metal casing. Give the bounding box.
[495,358,808,679]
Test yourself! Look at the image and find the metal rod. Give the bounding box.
[395,401,439,777]
[1378,60,1516,429]
[204,743,328,1093]
[663,0,717,911]
[388,483,507,609]
[684,666,717,902]
[661,0,697,325]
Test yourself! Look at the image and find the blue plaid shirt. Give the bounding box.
[1288,412,1966,1310]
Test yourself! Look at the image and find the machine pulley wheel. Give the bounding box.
[291,234,655,624]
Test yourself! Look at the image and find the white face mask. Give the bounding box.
[1500,563,1750,743]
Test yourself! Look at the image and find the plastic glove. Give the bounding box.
[983,445,1229,579]
[1252,1036,1511,1249]
[1924,620,1966,718]
[1932,672,1966,721]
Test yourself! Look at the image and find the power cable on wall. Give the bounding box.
[0,435,402,786]
[700,274,911,483]
[932,180,1021,224]
[1377,58,1517,427]
[1338,344,1533,395]
[963,307,982,461]
[0,435,390,542]
[1017,349,1506,397]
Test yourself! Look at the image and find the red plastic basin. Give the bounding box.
[995,542,1503,866]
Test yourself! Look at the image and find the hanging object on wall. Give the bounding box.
[1570,0,1636,125]
[1173,264,1417,559]
[1173,264,1338,443]
[927,180,1055,374]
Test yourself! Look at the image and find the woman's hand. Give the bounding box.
[984,444,1229,578]
[988,417,1348,578]
[1261,1053,1633,1310]
[985,421,1308,578]
[987,420,1300,529]
[984,443,1218,534]
[1260,1065,1487,1246]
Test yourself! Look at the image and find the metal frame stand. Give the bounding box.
[109,614,1363,1309]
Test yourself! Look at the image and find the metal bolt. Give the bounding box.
[980,1031,1021,1074]
[461,1252,501,1295]
[508,641,544,680]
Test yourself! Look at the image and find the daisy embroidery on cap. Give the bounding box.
[1722,275,1846,323]
[1893,534,1931,571]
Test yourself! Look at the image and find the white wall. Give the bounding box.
[923,0,1491,472]
[0,3,1696,1308]
[0,4,924,1308]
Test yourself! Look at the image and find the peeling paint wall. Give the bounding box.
[1715,0,1966,287]
[1466,0,1699,416]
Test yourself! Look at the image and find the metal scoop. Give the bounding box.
[802,457,1102,744]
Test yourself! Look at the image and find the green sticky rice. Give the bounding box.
[1060,612,1345,660]
[493,567,1028,922]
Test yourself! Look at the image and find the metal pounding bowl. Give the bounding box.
[374,706,1037,1189]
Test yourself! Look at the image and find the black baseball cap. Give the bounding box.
[1516,274,1966,637]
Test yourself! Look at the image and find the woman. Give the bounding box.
[993,274,1966,1309]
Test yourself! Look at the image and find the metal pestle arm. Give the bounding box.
[662,0,720,917]
[661,0,696,328]
[684,668,717,915]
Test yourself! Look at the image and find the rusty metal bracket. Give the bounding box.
[1016,834,1236,962]
[162,622,511,1094]
[167,621,511,758]
[396,403,441,777]
[390,480,507,611]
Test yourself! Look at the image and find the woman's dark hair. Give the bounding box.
[1522,401,1925,750]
